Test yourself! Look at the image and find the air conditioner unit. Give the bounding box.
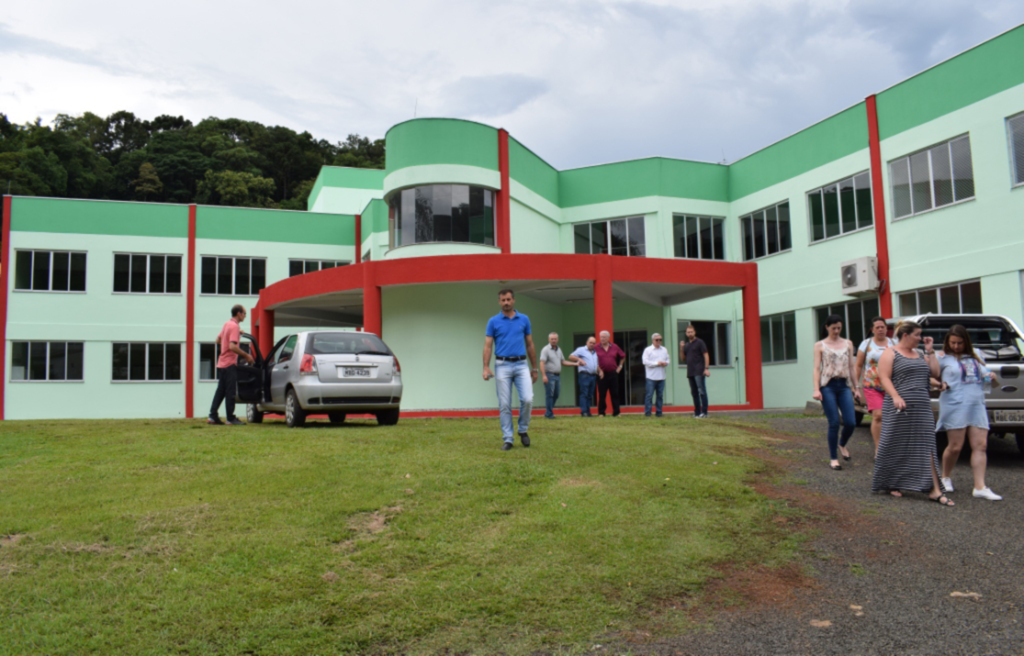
[840,256,879,295]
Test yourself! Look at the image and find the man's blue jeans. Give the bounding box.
[496,360,533,441]
[644,378,665,416]
[688,375,708,416]
[819,377,856,460]
[577,372,597,416]
[544,373,560,418]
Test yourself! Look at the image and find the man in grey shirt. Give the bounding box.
[539,332,577,418]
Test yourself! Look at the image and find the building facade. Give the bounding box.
[2,25,1023,419]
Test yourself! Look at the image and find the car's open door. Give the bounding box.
[235,333,264,404]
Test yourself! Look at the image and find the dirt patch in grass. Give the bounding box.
[557,477,603,488]
[335,505,403,553]
[1,533,27,547]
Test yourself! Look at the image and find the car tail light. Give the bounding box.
[393,355,401,373]
[299,354,318,375]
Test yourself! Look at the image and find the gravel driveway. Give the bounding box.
[623,414,1024,655]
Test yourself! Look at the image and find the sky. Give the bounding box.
[1,0,1023,170]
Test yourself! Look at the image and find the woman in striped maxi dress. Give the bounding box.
[871,321,952,505]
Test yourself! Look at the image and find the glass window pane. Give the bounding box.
[200,343,216,380]
[146,255,166,293]
[51,252,70,291]
[854,173,873,228]
[940,285,960,313]
[129,343,146,381]
[712,219,725,260]
[809,191,825,242]
[574,224,591,254]
[765,206,779,254]
[699,217,713,261]
[1010,114,1024,185]
[716,322,729,365]
[148,343,165,381]
[839,178,857,234]
[890,159,912,218]
[671,215,685,258]
[930,144,954,207]
[771,315,785,363]
[29,342,47,380]
[742,217,754,261]
[950,136,974,201]
[251,259,265,294]
[815,307,829,340]
[399,188,415,246]
[415,186,433,243]
[166,256,182,293]
[609,219,628,256]
[783,313,797,361]
[760,318,772,362]
[918,289,939,314]
[591,221,607,255]
[290,260,304,277]
[12,342,28,380]
[66,343,83,380]
[49,342,66,381]
[685,216,699,258]
[752,213,766,259]
[15,251,33,290]
[451,185,470,242]
[863,298,879,325]
[432,185,453,242]
[70,253,86,291]
[628,217,645,257]
[899,293,918,317]
[235,258,250,296]
[166,344,181,381]
[114,254,130,292]
[909,151,933,214]
[217,258,232,295]
[201,257,216,294]
[112,343,129,380]
[777,203,791,251]
[32,251,50,291]
[304,260,318,274]
[848,302,864,345]
[960,281,982,313]
[823,184,840,238]
[130,254,147,293]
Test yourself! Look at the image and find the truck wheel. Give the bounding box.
[376,408,400,426]
[328,412,347,424]
[285,389,306,428]
[246,404,264,424]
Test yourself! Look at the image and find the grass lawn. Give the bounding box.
[0,415,801,654]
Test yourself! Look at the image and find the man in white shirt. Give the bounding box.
[642,333,670,417]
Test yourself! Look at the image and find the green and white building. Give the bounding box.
[2,25,1024,419]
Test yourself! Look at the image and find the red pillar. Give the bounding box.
[185,204,197,418]
[354,214,362,265]
[593,255,614,339]
[363,263,382,337]
[258,307,275,362]
[496,129,511,254]
[0,196,12,420]
[249,306,259,353]
[865,95,893,317]
[741,272,764,410]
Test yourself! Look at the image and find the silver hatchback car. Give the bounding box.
[234,330,402,427]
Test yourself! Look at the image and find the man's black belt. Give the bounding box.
[496,355,527,361]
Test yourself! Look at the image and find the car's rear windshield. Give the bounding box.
[307,332,391,356]
[918,319,1022,360]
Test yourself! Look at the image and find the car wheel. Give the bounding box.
[246,404,264,424]
[854,411,864,426]
[376,408,400,426]
[285,389,306,428]
[328,412,346,425]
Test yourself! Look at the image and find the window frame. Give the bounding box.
[671,214,726,260]
[760,312,798,364]
[1007,111,1024,188]
[889,133,975,221]
[287,259,350,277]
[897,279,983,317]
[740,201,791,261]
[676,320,732,368]
[111,342,183,383]
[10,341,85,382]
[199,255,267,296]
[806,171,873,244]
[573,216,646,257]
[112,252,183,295]
[199,341,252,381]
[13,250,88,293]
[388,184,497,249]
[813,298,881,346]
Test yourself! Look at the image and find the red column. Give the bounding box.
[185,204,197,419]
[0,196,12,420]
[865,95,893,317]
[741,272,764,410]
[354,214,362,265]
[593,255,614,339]
[258,307,275,361]
[249,306,259,352]
[496,129,511,254]
[363,263,382,337]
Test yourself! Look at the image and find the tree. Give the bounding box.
[196,169,276,207]
[132,162,163,200]
[333,134,385,169]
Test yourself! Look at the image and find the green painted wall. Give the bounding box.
[385,119,498,174]
[308,166,385,210]
[510,200,560,254]
[559,158,728,208]
[196,206,353,245]
[11,197,188,238]
[508,137,559,206]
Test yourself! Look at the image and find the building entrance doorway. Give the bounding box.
[572,330,649,408]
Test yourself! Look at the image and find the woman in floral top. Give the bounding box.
[813,314,862,470]
[855,317,895,457]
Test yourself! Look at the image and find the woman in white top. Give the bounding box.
[812,314,862,470]
[855,317,895,457]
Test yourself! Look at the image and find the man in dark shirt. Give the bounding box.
[680,324,710,417]
[595,330,625,417]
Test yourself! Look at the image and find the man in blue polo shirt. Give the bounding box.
[483,288,538,450]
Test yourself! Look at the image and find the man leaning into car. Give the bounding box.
[209,304,255,425]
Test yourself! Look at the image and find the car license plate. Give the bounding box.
[992,410,1024,423]
[342,367,371,377]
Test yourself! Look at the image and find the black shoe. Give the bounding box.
[519,433,530,447]
[207,416,224,425]
[501,442,513,451]
[226,418,245,426]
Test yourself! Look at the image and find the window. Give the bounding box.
[14,250,86,292]
[672,215,725,260]
[199,342,252,381]
[288,260,348,277]
[11,341,84,381]
[890,135,974,219]
[807,172,873,242]
[113,254,182,294]
[677,320,731,367]
[200,256,266,295]
[897,280,982,317]
[740,201,791,261]
[390,185,495,247]
[760,313,798,363]
[1008,112,1024,186]
[574,217,645,256]
[814,298,880,345]
[112,343,182,381]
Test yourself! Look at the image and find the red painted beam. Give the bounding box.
[593,255,613,340]
[865,95,893,317]
[185,204,197,419]
[0,196,11,420]
[354,214,362,265]
[258,307,275,362]
[496,129,511,254]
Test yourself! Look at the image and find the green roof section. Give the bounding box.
[559,158,728,208]
[728,102,868,201]
[308,166,385,210]
[361,198,389,235]
[508,137,559,205]
[876,24,1024,140]
[196,206,354,245]
[10,196,188,237]
[385,119,499,174]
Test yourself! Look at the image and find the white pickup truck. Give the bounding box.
[855,313,1024,455]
